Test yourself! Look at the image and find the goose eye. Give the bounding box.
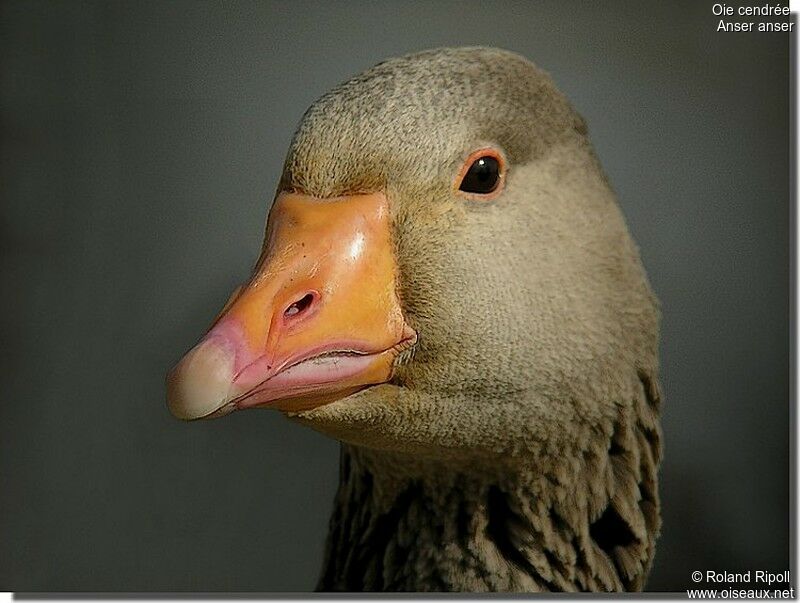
[459,156,499,194]
[456,151,504,197]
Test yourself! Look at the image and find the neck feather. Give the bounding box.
[317,373,661,592]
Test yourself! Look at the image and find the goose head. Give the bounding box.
[166,46,660,467]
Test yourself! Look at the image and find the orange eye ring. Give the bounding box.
[454,147,507,201]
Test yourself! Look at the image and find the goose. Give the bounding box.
[166,46,662,592]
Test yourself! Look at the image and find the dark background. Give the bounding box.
[0,0,790,592]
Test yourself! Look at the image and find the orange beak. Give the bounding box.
[166,191,416,420]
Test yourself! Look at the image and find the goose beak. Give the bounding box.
[166,191,416,420]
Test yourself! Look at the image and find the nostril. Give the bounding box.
[284,292,316,319]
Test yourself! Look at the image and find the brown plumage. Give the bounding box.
[171,46,663,592]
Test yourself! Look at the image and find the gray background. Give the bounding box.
[0,0,790,592]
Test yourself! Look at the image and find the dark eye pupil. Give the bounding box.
[459,156,500,194]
